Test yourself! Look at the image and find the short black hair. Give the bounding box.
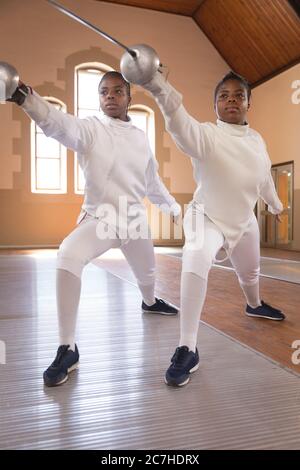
[98,71,131,97]
[214,71,251,103]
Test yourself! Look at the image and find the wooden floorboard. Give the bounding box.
[1,246,300,261]
[94,252,300,374]
[261,247,300,262]
[0,253,300,450]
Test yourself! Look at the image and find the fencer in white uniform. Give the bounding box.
[140,70,285,386]
[9,71,181,386]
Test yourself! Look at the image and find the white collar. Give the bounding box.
[216,118,249,137]
[102,114,132,129]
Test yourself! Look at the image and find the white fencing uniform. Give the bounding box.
[143,73,283,351]
[57,213,156,285]
[22,92,181,279]
[22,91,181,349]
[144,73,282,273]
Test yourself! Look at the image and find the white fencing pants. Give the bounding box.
[56,214,156,348]
[180,212,261,351]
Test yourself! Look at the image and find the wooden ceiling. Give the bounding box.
[98,0,206,16]
[97,0,300,86]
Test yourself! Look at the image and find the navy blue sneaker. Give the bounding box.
[165,346,199,387]
[246,300,285,321]
[142,298,178,316]
[43,344,79,387]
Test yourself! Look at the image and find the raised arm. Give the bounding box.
[142,72,214,160]
[21,88,95,154]
[145,150,181,217]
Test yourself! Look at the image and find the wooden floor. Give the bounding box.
[94,250,300,373]
[261,247,300,261]
[0,250,300,450]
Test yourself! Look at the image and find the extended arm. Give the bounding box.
[21,90,94,154]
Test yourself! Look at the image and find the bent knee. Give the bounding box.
[182,248,214,280]
[57,244,87,279]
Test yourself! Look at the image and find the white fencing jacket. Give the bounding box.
[144,73,283,255]
[22,92,181,237]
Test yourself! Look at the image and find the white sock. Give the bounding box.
[139,282,156,306]
[241,281,261,308]
[179,272,208,353]
[56,268,81,351]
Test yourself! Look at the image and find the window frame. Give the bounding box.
[74,63,113,195]
[129,104,156,155]
[31,97,67,194]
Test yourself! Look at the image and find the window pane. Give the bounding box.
[32,98,66,194]
[78,164,85,192]
[129,111,148,133]
[129,108,155,153]
[78,69,104,110]
[75,67,110,193]
[36,134,60,158]
[36,158,61,190]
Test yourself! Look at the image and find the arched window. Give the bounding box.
[31,97,67,194]
[129,105,157,238]
[128,104,155,154]
[74,63,113,194]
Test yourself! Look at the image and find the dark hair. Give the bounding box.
[214,71,251,103]
[98,71,131,97]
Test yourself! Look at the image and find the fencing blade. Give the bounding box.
[46,0,137,58]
